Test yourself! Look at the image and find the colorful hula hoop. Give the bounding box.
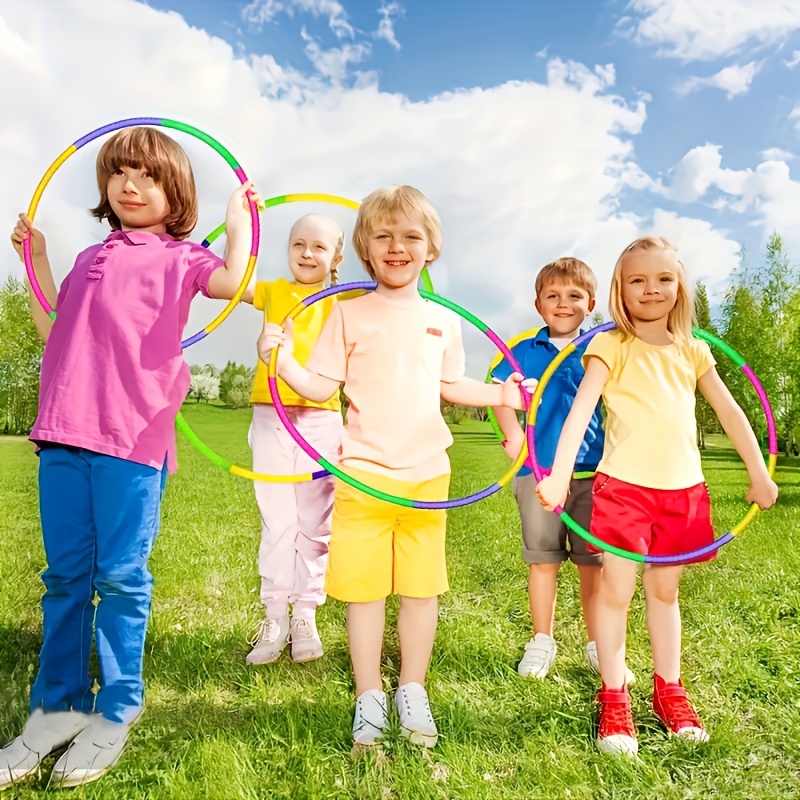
[268,281,531,508]
[176,192,361,483]
[528,323,778,564]
[22,117,260,350]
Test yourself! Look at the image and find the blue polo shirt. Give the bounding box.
[491,327,604,477]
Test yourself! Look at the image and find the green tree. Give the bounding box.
[0,277,43,434]
[219,361,255,409]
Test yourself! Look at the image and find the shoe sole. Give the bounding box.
[51,744,127,789]
[596,736,638,757]
[291,649,324,663]
[400,728,438,748]
[245,648,287,665]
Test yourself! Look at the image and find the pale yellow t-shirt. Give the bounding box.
[306,292,466,481]
[583,331,716,490]
[250,278,340,411]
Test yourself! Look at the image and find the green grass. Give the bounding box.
[1,406,799,798]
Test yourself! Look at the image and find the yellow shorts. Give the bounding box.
[324,468,450,603]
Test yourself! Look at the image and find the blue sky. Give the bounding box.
[1,0,799,371]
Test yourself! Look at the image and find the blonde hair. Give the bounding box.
[90,127,198,240]
[289,213,344,285]
[535,257,597,299]
[609,236,694,342]
[352,185,442,278]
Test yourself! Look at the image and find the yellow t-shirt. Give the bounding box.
[583,331,716,490]
[307,292,466,481]
[250,278,340,411]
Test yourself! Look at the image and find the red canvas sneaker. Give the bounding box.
[653,675,709,742]
[596,685,638,756]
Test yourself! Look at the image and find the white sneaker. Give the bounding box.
[518,633,557,679]
[352,690,388,746]
[246,614,290,665]
[0,709,91,789]
[395,683,438,748]
[290,616,323,663]
[50,716,129,788]
[586,641,636,686]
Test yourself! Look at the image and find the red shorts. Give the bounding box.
[589,473,716,564]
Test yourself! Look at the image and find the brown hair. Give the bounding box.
[535,257,597,299]
[352,185,442,278]
[90,127,198,240]
[609,236,694,342]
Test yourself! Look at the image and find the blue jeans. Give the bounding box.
[30,446,167,723]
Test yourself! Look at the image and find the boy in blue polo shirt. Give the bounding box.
[492,258,634,683]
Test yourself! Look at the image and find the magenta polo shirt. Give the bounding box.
[30,230,223,472]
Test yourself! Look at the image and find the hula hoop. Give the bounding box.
[175,194,438,484]
[529,323,778,564]
[22,117,260,350]
[269,281,531,508]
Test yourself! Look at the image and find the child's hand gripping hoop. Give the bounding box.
[268,280,532,508]
[528,322,778,564]
[22,116,260,349]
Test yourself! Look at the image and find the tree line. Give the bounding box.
[1,234,798,451]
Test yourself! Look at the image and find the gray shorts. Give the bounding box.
[513,473,601,566]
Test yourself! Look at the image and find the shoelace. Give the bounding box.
[291,619,313,640]
[248,619,280,647]
[401,688,434,722]
[598,692,634,737]
[657,687,702,729]
[355,695,387,733]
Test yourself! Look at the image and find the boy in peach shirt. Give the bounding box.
[259,185,528,748]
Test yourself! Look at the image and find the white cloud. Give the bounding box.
[243,0,354,39]
[623,0,800,61]
[791,105,800,134]
[762,147,795,161]
[787,49,800,68]
[0,0,747,378]
[375,1,403,50]
[679,61,762,99]
[301,27,372,84]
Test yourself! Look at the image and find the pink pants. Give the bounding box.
[249,403,342,618]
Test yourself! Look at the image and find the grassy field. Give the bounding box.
[0,405,799,799]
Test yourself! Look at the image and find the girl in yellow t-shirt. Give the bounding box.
[245,214,344,667]
[537,236,777,757]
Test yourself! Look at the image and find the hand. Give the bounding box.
[536,474,569,511]
[225,180,261,239]
[257,318,294,366]
[746,475,779,510]
[501,373,536,410]
[10,214,46,262]
[501,431,525,461]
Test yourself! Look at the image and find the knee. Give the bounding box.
[399,595,438,613]
[646,582,679,606]
[95,566,152,598]
[598,577,634,610]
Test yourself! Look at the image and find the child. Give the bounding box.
[246,214,345,665]
[2,127,259,789]
[537,237,778,756]
[258,185,528,748]
[491,258,633,684]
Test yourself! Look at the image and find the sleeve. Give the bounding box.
[306,303,347,382]
[582,331,618,373]
[252,280,271,313]
[491,340,527,383]
[182,240,225,298]
[440,312,466,383]
[692,338,716,379]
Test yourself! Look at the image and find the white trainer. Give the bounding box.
[0,709,92,789]
[352,689,388,746]
[586,641,636,686]
[50,716,129,788]
[246,614,290,665]
[289,617,323,663]
[518,633,557,679]
[395,683,438,748]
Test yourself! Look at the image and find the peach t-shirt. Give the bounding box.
[306,292,466,481]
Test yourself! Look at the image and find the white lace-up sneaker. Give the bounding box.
[50,716,129,788]
[246,614,290,665]
[586,641,636,686]
[395,683,438,748]
[0,709,92,790]
[518,633,558,679]
[289,616,323,662]
[352,689,388,746]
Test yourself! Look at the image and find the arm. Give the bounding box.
[440,374,529,409]
[697,367,779,509]
[207,181,260,303]
[536,356,609,509]
[257,318,341,403]
[492,404,525,459]
[10,214,56,342]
